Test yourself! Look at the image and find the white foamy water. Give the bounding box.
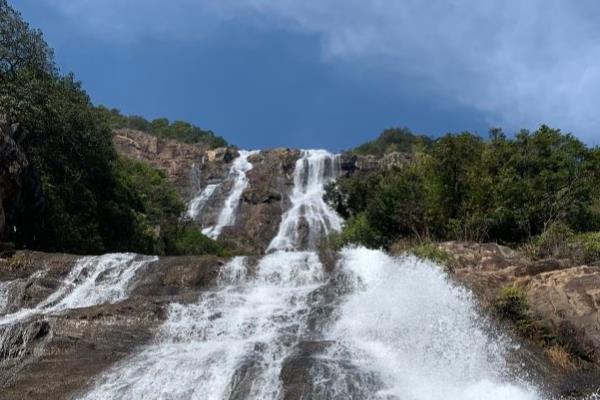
[203,150,259,239]
[0,253,157,325]
[186,183,219,220]
[79,251,325,400]
[268,149,343,251]
[322,247,541,400]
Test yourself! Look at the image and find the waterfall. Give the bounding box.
[0,253,157,326]
[268,149,343,251]
[203,150,259,239]
[186,183,219,220]
[320,247,540,400]
[76,148,544,400]
[79,252,325,399]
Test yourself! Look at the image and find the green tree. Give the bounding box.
[0,0,54,76]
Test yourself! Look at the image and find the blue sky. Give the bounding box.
[11,0,600,150]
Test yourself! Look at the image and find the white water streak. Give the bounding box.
[268,149,342,251]
[203,150,258,239]
[0,253,156,326]
[186,183,219,220]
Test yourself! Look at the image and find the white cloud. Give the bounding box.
[46,0,600,142]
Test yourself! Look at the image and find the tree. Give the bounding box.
[0,0,54,76]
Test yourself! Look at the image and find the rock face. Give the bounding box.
[0,116,43,246]
[113,129,206,194]
[185,148,301,253]
[0,250,225,400]
[220,149,300,253]
[338,151,414,176]
[439,241,600,394]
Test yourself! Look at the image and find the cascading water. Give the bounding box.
[0,253,157,325]
[79,252,325,399]
[76,148,546,400]
[319,247,540,400]
[268,149,343,251]
[203,150,259,239]
[186,183,219,220]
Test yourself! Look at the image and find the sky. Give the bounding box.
[11,0,600,150]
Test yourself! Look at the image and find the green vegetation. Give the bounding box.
[523,222,600,264]
[409,243,457,271]
[0,1,226,256]
[329,128,600,250]
[493,287,530,327]
[94,106,228,148]
[353,127,432,156]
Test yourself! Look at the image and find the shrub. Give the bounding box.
[337,212,381,249]
[493,286,540,338]
[569,231,600,264]
[164,224,230,257]
[409,243,457,271]
[333,127,600,248]
[528,222,574,259]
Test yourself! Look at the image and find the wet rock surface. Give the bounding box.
[0,250,225,400]
[203,149,301,254]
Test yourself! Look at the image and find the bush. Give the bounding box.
[527,222,574,260]
[164,224,231,257]
[337,212,381,248]
[569,231,600,264]
[523,224,600,264]
[493,286,537,337]
[410,243,457,271]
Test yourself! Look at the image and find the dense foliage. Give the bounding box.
[0,1,226,256]
[94,106,228,148]
[352,127,432,156]
[329,128,600,249]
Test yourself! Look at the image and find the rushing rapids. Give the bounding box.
[69,149,545,400]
